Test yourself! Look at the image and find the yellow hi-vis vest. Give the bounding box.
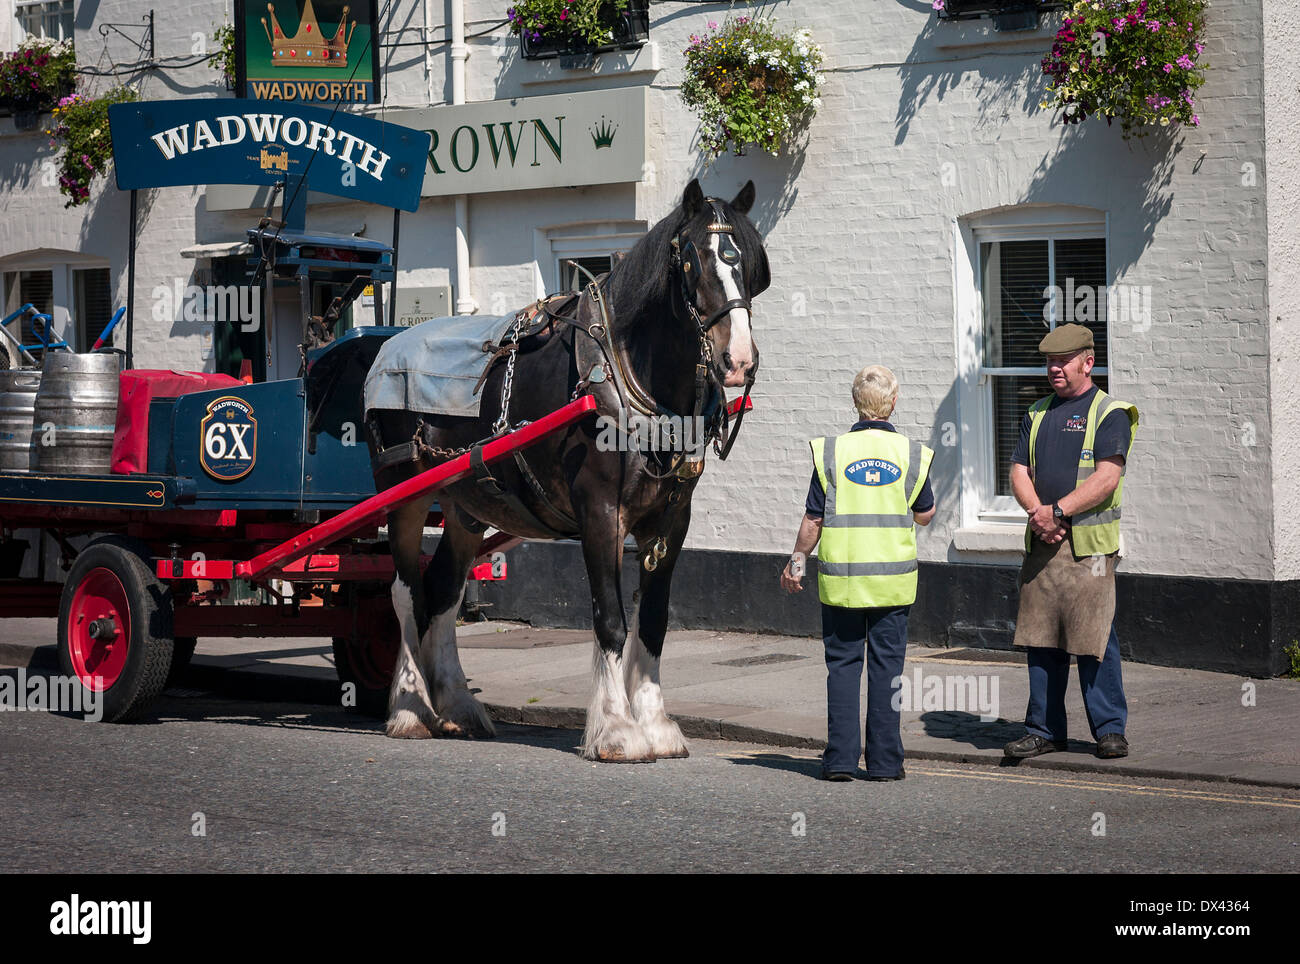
[1026,389,1139,557]
[811,429,934,609]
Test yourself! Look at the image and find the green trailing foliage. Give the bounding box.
[1040,0,1209,138]
[680,14,824,159]
[45,85,139,207]
[507,0,629,48]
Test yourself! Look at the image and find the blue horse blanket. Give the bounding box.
[363,313,517,418]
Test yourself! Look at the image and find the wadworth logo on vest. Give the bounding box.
[845,458,902,487]
[108,99,430,211]
[235,0,381,103]
[390,87,647,197]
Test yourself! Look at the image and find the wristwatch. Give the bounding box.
[1052,503,1066,521]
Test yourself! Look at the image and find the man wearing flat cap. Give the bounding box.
[1004,323,1139,761]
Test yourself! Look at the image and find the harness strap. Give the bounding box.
[470,442,578,539]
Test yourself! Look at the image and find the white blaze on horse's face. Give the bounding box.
[709,231,753,387]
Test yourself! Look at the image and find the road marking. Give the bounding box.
[715,751,1300,811]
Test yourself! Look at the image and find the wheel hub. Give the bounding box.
[67,567,131,690]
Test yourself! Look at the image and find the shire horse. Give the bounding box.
[365,179,769,761]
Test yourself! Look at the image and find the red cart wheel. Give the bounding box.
[58,538,174,723]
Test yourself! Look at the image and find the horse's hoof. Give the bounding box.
[594,746,656,764]
[437,718,468,738]
[655,747,690,759]
[386,713,434,740]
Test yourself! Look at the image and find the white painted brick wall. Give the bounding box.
[0,0,1287,583]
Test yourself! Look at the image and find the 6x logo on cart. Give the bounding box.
[200,396,258,481]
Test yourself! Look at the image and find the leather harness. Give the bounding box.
[369,199,757,538]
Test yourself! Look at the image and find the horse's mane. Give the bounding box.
[604,193,767,318]
[605,205,682,314]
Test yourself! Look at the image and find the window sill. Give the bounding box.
[518,41,660,87]
[932,15,1061,52]
[953,523,1025,553]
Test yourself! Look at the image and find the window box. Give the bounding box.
[517,0,649,61]
[935,0,1064,32]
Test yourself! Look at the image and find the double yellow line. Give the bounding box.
[719,750,1300,811]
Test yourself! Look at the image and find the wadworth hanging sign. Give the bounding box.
[389,87,647,197]
[235,0,381,103]
[107,99,431,211]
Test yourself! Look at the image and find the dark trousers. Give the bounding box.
[821,604,909,777]
[1024,622,1128,743]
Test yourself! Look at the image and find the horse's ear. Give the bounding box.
[682,179,706,216]
[731,180,756,215]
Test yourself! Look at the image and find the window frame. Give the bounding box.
[14,0,73,43]
[532,220,646,300]
[1,252,114,353]
[953,207,1109,537]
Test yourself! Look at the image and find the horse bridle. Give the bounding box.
[670,199,754,334]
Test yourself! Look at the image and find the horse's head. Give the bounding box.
[672,179,770,388]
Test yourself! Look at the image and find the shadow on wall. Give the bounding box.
[1022,128,1181,278]
[895,1,1181,277]
[894,1,1051,145]
[687,137,806,239]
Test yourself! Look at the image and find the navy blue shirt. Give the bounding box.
[1010,385,1132,507]
[806,419,935,517]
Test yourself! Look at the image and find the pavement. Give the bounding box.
[3,617,1298,788]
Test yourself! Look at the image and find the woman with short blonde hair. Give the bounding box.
[852,365,899,420]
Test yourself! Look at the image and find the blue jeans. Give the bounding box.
[822,604,909,777]
[1024,623,1128,743]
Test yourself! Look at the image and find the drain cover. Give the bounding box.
[715,653,808,667]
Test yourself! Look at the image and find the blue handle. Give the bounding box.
[92,306,126,351]
[1,303,35,328]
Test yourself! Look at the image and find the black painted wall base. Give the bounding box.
[476,543,1299,678]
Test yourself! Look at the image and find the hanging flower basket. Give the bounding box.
[0,39,75,116]
[680,15,825,159]
[211,22,237,91]
[508,0,648,60]
[1040,0,1209,137]
[45,85,139,208]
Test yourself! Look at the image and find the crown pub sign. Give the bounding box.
[235,0,381,104]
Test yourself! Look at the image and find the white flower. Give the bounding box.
[811,97,822,109]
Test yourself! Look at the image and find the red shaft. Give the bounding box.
[236,395,597,581]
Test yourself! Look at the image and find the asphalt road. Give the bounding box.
[2,686,1298,875]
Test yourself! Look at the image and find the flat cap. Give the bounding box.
[1038,323,1094,354]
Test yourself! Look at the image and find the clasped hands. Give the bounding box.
[1028,503,1068,545]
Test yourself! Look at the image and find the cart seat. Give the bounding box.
[112,370,242,475]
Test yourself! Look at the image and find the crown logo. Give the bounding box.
[589,115,618,150]
[262,0,355,68]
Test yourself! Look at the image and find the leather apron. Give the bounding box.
[1013,531,1116,659]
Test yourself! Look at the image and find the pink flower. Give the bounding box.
[1147,20,1160,32]
[932,0,946,10]
[1177,54,1193,69]
[1163,63,1173,73]
[1191,114,1200,126]
[559,9,567,19]
[707,20,717,29]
